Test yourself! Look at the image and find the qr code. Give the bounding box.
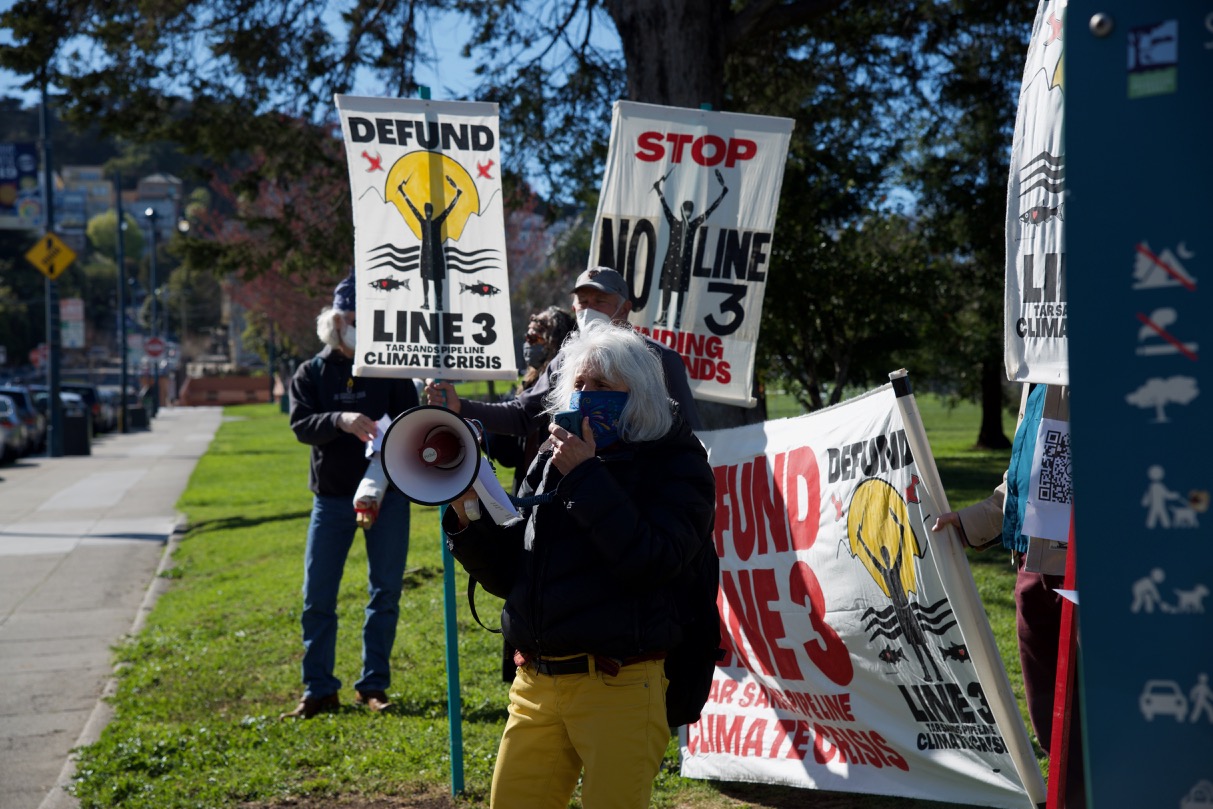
[1036,428,1072,504]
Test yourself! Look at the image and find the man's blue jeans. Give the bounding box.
[301,488,410,698]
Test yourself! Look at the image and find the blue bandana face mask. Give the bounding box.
[568,390,628,448]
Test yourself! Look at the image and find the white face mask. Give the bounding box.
[575,306,613,330]
[341,323,357,350]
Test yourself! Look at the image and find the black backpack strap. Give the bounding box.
[466,576,502,634]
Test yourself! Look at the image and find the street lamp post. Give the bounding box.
[144,206,159,416]
[115,174,129,432]
[177,218,190,373]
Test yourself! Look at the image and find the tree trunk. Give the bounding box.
[605,0,764,431]
[976,359,1011,450]
[605,0,727,109]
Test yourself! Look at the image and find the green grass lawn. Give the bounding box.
[70,393,1032,808]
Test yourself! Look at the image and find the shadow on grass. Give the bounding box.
[708,780,959,808]
[370,697,508,724]
[936,455,1008,509]
[188,510,314,533]
[207,447,299,456]
[402,565,443,588]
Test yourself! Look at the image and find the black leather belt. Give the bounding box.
[531,656,592,676]
[527,652,667,677]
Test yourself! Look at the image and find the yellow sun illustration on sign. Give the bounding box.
[385,152,479,242]
[847,478,922,599]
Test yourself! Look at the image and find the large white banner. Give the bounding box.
[589,101,793,407]
[688,387,1038,807]
[335,95,516,381]
[1005,0,1067,385]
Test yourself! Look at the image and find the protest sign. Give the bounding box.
[336,95,516,380]
[590,101,793,406]
[688,385,1042,807]
[1004,0,1068,385]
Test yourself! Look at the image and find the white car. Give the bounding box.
[0,394,27,463]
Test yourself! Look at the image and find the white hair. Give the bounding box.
[544,321,673,443]
[316,307,343,348]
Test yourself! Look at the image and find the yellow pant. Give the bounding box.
[490,657,670,809]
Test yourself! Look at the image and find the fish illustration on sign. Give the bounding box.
[460,281,501,296]
[1019,204,1063,225]
[879,647,906,665]
[369,277,410,292]
[940,643,971,663]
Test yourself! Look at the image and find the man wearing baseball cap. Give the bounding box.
[283,269,419,719]
[425,265,700,441]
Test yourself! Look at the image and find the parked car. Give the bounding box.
[0,384,46,455]
[32,388,90,422]
[0,394,27,463]
[60,382,112,433]
[96,386,121,430]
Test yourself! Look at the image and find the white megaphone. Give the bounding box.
[381,405,520,525]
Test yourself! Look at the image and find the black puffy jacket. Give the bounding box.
[289,347,419,497]
[445,411,715,659]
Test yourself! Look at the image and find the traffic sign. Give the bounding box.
[145,336,166,357]
[24,233,77,280]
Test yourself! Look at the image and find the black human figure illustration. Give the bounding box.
[857,507,942,682]
[399,175,463,311]
[653,168,728,330]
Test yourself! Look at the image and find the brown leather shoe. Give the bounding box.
[280,692,339,720]
[354,690,391,713]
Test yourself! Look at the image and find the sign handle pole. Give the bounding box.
[416,82,464,798]
[889,369,1049,807]
[440,506,465,796]
[1045,511,1081,809]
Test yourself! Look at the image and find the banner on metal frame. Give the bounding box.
[686,386,1038,807]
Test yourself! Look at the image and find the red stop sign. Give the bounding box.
[145,337,166,357]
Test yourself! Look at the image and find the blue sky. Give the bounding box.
[0,1,482,107]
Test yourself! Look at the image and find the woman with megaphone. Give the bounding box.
[442,320,715,809]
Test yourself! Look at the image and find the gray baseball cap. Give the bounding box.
[573,266,629,298]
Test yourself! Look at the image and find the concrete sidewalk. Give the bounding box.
[0,406,224,809]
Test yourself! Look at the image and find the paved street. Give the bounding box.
[0,407,223,809]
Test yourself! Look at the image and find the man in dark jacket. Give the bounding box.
[283,271,419,719]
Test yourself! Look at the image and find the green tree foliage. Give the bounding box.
[902,0,1034,447]
[0,0,448,296]
[162,265,222,350]
[718,6,936,409]
[1,0,1038,439]
[0,228,47,370]
[86,208,144,261]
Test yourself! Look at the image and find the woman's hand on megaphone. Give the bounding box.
[338,411,377,442]
[548,416,595,475]
[425,380,461,413]
[449,489,482,527]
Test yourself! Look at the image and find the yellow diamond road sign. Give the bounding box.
[25,233,77,280]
